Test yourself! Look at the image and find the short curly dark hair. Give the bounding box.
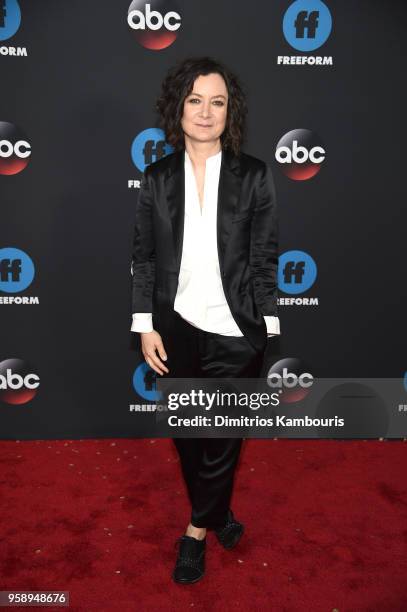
[155,56,248,157]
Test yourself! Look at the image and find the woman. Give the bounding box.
[130,56,280,584]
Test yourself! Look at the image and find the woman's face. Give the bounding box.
[181,73,228,146]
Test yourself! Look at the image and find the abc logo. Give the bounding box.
[0,369,39,389]
[0,358,40,405]
[267,358,313,403]
[127,1,181,50]
[275,128,325,180]
[0,121,31,175]
[267,367,313,388]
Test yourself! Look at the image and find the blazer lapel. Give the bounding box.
[164,147,243,274]
[164,150,184,273]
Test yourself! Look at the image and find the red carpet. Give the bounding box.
[0,438,406,611]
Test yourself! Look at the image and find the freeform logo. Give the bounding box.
[283,0,332,50]
[129,128,174,188]
[0,0,20,39]
[0,247,39,305]
[278,250,317,295]
[0,0,27,56]
[127,1,181,50]
[275,129,325,180]
[0,121,31,175]
[132,361,162,401]
[278,0,332,66]
[267,358,313,403]
[0,358,40,405]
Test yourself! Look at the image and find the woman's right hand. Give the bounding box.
[140,331,169,376]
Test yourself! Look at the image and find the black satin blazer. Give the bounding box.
[131,147,279,353]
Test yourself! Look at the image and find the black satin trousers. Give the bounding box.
[161,311,265,529]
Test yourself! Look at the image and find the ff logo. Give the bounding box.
[283,0,332,51]
[0,0,21,41]
[0,121,31,175]
[275,129,325,180]
[0,247,35,293]
[266,358,313,403]
[131,128,174,172]
[278,250,317,294]
[127,1,181,50]
[132,361,162,401]
[0,358,40,405]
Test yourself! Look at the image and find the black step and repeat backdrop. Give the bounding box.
[1,1,406,439]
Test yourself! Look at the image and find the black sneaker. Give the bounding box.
[214,509,244,550]
[172,535,206,584]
